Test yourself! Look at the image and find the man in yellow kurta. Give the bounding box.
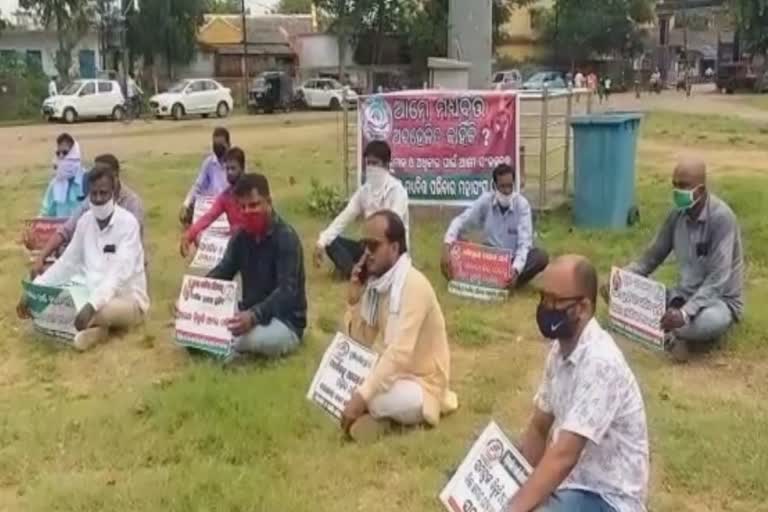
[340,210,458,441]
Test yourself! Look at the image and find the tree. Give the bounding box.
[207,0,243,13]
[19,0,95,80]
[732,0,768,55]
[313,0,371,82]
[277,0,312,13]
[128,0,206,80]
[492,0,536,52]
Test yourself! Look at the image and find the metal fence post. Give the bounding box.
[586,89,593,114]
[563,88,573,196]
[539,86,549,209]
[342,88,350,196]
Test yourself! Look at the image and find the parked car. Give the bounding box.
[492,69,523,90]
[522,71,567,91]
[149,79,233,120]
[297,78,358,110]
[42,79,125,123]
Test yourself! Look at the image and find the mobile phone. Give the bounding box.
[356,253,369,283]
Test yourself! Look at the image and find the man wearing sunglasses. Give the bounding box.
[339,210,457,441]
[441,163,548,290]
[179,127,232,226]
[508,255,649,512]
[605,158,744,363]
[314,140,409,279]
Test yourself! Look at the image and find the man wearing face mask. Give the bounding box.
[40,133,87,218]
[340,210,457,442]
[179,127,232,226]
[442,164,548,289]
[17,166,148,352]
[616,158,743,362]
[314,141,409,279]
[206,173,306,363]
[180,147,247,258]
[508,255,649,512]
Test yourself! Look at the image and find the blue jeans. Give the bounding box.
[539,490,615,512]
[673,300,733,344]
[233,319,300,358]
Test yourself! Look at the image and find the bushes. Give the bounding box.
[0,53,48,121]
[307,179,347,219]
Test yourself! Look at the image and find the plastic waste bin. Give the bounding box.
[570,112,643,229]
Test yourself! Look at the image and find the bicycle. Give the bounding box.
[121,95,152,124]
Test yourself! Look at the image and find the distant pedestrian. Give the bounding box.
[574,71,585,89]
[48,77,58,98]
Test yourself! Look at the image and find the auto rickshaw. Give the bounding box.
[248,72,294,114]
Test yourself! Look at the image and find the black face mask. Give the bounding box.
[213,143,227,160]
[536,301,580,340]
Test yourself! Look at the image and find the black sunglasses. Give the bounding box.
[360,238,382,252]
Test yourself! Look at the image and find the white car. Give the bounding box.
[42,79,126,123]
[149,79,234,120]
[297,78,358,110]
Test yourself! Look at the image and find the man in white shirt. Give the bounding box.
[508,255,649,512]
[48,76,58,97]
[17,166,149,352]
[574,71,585,89]
[313,141,409,278]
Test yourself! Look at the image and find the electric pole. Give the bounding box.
[241,0,249,105]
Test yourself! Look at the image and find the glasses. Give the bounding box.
[360,238,382,252]
[55,150,68,157]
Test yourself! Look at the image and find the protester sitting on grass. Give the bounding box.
[180,147,247,258]
[603,158,744,363]
[18,166,148,352]
[340,210,457,442]
[207,173,307,364]
[314,140,409,279]
[509,255,649,512]
[40,133,87,218]
[179,127,231,226]
[441,163,548,289]
[30,154,145,278]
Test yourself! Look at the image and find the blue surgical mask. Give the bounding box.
[536,302,578,340]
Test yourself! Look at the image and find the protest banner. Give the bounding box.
[306,332,379,420]
[358,91,520,205]
[193,196,230,235]
[21,280,88,342]
[23,217,67,251]
[190,232,230,271]
[609,266,667,350]
[439,420,531,512]
[448,242,512,302]
[174,275,238,357]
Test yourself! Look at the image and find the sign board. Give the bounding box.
[190,232,229,271]
[358,91,520,205]
[609,266,667,350]
[22,280,89,342]
[448,242,512,302]
[174,275,238,357]
[306,332,379,420]
[193,195,230,235]
[23,217,67,251]
[439,421,531,512]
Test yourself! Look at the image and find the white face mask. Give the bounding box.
[496,190,515,208]
[366,165,389,192]
[90,199,115,221]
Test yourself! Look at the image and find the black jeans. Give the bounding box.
[325,236,365,279]
[515,247,550,288]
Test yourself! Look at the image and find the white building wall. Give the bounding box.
[0,30,101,78]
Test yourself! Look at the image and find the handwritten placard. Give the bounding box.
[174,275,238,356]
[439,421,532,512]
[190,232,229,271]
[22,280,88,343]
[609,266,667,350]
[193,195,230,235]
[448,242,512,302]
[306,332,379,420]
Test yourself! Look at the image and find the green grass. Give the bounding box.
[0,112,766,511]
[642,110,768,149]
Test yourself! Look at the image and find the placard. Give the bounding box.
[193,195,230,235]
[358,91,520,205]
[22,280,89,342]
[609,266,667,350]
[439,421,531,512]
[306,332,379,420]
[190,232,230,271]
[23,217,67,252]
[174,275,238,356]
[448,242,512,302]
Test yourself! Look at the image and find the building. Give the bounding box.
[496,0,552,64]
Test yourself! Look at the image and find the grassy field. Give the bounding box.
[0,111,767,511]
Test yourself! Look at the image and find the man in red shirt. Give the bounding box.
[180,147,247,258]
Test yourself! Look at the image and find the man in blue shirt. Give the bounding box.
[441,164,548,289]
